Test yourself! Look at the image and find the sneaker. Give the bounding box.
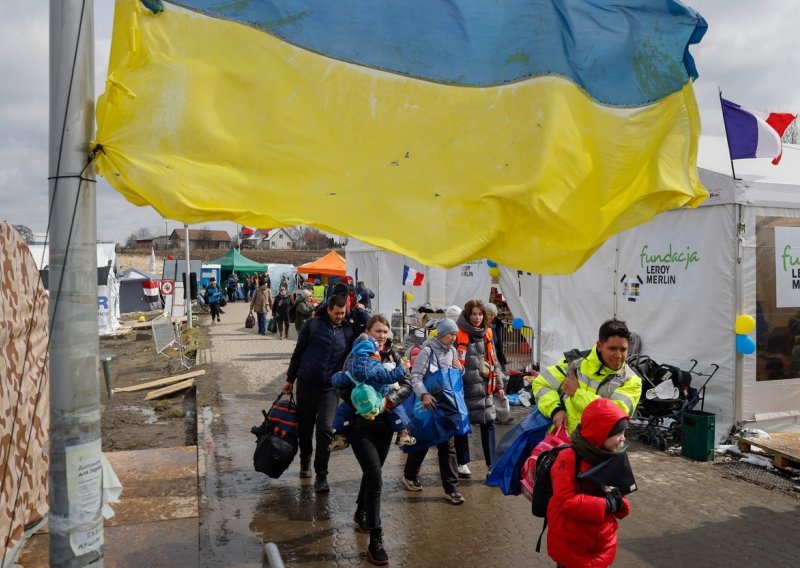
[444,491,465,505]
[353,509,369,534]
[457,464,472,479]
[367,529,389,566]
[396,429,416,447]
[299,459,312,479]
[401,477,423,492]
[328,435,350,452]
[314,475,330,493]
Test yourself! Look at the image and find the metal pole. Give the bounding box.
[718,87,739,181]
[184,223,193,328]
[49,0,104,565]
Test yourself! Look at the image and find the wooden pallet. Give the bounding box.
[737,432,800,469]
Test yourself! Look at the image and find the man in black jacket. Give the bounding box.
[283,294,354,493]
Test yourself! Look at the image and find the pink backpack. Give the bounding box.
[520,425,570,501]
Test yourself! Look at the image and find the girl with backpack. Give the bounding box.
[547,398,632,568]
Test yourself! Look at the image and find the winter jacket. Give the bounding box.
[455,313,497,425]
[532,346,642,434]
[356,285,375,309]
[205,284,221,304]
[547,399,631,568]
[293,296,314,332]
[272,294,292,322]
[331,336,407,394]
[249,285,273,313]
[287,315,354,389]
[409,337,460,398]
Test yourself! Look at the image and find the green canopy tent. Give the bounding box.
[208,248,268,278]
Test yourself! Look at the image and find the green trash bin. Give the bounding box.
[681,409,715,462]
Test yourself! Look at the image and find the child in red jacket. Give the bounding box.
[547,398,632,568]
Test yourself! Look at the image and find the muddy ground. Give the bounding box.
[100,312,220,452]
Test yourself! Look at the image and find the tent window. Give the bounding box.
[755,215,800,381]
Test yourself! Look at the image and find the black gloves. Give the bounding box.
[605,487,623,513]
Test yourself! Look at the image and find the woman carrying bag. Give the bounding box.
[401,318,467,504]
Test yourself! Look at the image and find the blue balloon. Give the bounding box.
[486,259,497,268]
[512,317,524,330]
[736,334,756,355]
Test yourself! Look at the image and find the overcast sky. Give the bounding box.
[1,1,799,244]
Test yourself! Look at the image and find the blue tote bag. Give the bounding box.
[485,407,551,495]
[402,352,471,453]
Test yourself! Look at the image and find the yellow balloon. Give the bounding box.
[489,266,500,278]
[138,315,146,322]
[406,292,413,302]
[521,327,532,338]
[734,314,755,335]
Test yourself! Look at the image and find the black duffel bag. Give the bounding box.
[251,394,299,478]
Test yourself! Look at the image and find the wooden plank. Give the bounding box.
[737,433,800,469]
[113,369,205,394]
[144,379,195,400]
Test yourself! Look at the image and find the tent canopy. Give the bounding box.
[297,251,346,276]
[208,247,267,273]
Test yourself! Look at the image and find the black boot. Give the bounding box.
[367,528,388,565]
[353,509,369,534]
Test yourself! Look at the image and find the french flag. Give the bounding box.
[402,265,424,286]
[721,98,796,165]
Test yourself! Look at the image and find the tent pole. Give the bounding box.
[48,0,104,564]
[184,223,193,328]
[535,276,543,369]
[733,204,745,429]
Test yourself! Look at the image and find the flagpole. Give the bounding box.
[718,87,740,180]
[184,223,193,328]
[49,0,104,564]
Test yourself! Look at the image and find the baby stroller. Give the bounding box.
[627,355,718,450]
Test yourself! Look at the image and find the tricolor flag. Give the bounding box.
[721,98,797,165]
[95,0,708,274]
[402,266,424,287]
[142,280,160,305]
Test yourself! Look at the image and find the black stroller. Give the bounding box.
[626,355,718,450]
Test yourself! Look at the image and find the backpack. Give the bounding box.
[288,300,298,323]
[251,394,299,478]
[531,444,580,553]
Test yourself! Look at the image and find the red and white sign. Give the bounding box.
[160,279,174,296]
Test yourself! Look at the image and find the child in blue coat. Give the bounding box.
[329,334,416,451]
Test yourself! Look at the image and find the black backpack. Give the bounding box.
[532,444,580,553]
[288,299,298,323]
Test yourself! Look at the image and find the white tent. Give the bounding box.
[509,136,800,441]
[28,242,121,335]
[345,239,492,318]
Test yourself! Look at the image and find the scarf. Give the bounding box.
[570,424,621,466]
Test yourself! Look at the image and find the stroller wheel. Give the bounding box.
[637,432,653,446]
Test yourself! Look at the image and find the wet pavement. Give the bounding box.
[200,301,800,568]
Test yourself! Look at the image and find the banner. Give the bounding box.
[774,226,800,308]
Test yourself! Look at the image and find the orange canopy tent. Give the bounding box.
[297,251,346,277]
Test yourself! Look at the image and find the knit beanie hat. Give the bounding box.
[445,305,462,320]
[437,318,458,336]
[485,303,498,315]
[608,418,629,438]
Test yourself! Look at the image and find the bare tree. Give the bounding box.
[125,226,153,249]
[783,118,800,145]
[198,226,213,250]
[12,224,35,244]
[303,227,329,250]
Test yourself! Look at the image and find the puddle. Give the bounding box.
[118,404,165,424]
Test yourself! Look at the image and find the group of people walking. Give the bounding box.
[247,279,643,567]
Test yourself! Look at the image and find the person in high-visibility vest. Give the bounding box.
[313,280,326,303]
[532,319,642,435]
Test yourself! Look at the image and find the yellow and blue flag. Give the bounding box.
[95,0,708,273]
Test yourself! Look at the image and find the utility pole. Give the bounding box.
[49,0,104,565]
[184,223,193,328]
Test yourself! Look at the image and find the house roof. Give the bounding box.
[171,228,232,242]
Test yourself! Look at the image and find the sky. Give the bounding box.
[1,1,799,245]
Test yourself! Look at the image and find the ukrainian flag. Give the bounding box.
[95,0,707,274]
